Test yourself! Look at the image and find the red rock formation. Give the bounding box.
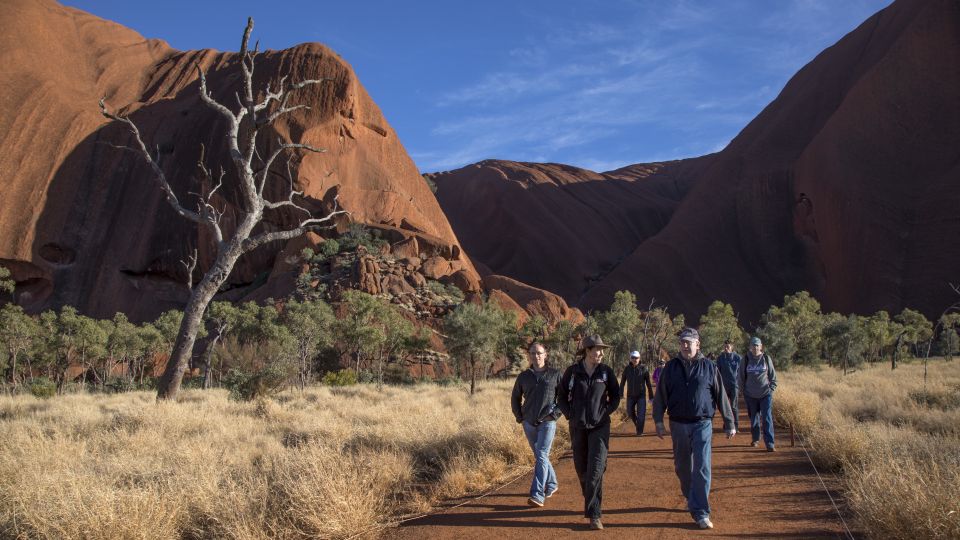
[437,0,960,323]
[429,158,709,304]
[483,275,584,325]
[0,0,475,321]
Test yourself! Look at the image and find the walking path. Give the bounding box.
[392,409,852,538]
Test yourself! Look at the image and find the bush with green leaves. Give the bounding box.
[338,223,387,253]
[28,377,56,399]
[321,368,358,386]
[222,361,294,401]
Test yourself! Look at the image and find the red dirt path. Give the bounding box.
[391,408,853,538]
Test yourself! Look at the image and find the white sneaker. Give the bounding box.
[697,517,714,529]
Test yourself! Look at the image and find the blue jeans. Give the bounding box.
[626,396,647,434]
[522,420,558,502]
[745,393,775,448]
[670,419,713,521]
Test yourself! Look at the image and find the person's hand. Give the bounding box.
[655,422,666,440]
[726,428,737,439]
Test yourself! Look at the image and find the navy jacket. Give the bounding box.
[716,351,742,394]
[558,361,621,430]
[652,354,735,431]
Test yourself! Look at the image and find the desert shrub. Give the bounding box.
[103,377,135,394]
[322,369,358,387]
[319,239,340,258]
[222,362,293,401]
[27,377,56,399]
[339,223,387,253]
[773,386,820,434]
[781,361,960,538]
[426,280,464,303]
[909,386,960,410]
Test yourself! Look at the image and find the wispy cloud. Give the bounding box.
[413,0,893,173]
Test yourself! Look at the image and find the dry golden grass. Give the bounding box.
[0,380,558,539]
[779,360,960,539]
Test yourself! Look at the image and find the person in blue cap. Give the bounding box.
[652,327,736,530]
[620,350,654,435]
[739,336,778,451]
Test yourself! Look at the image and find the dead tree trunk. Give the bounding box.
[100,18,345,400]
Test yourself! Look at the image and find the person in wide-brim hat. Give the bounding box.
[576,334,611,356]
[558,334,621,530]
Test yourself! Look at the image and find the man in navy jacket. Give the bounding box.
[653,327,736,530]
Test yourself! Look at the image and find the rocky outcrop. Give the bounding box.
[0,0,476,321]
[436,0,960,323]
[483,275,584,324]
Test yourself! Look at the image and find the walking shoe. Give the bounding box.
[545,486,558,498]
[697,517,714,529]
[527,497,544,507]
[750,440,759,447]
[767,446,776,452]
[589,518,604,530]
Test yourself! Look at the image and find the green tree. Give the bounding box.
[597,290,642,372]
[543,319,579,371]
[895,308,933,358]
[444,300,512,395]
[756,319,797,370]
[280,299,335,389]
[0,304,39,386]
[758,291,823,366]
[335,290,387,376]
[642,308,685,362]
[0,266,13,296]
[372,305,415,389]
[863,311,895,363]
[697,301,745,357]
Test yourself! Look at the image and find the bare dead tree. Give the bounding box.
[100,18,346,400]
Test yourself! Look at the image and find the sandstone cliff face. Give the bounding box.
[0,0,475,321]
[429,158,710,303]
[437,0,960,323]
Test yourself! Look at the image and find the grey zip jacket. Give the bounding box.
[511,367,563,425]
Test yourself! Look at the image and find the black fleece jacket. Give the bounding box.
[557,361,621,429]
[511,367,563,425]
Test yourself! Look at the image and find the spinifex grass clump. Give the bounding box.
[0,381,558,539]
[777,361,960,539]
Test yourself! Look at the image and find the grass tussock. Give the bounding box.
[780,360,960,539]
[0,380,555,539]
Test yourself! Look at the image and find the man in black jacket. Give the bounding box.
[621,350,655,435]
[653,327,736,530]
[558,335,621,531]
[511,342,562,507]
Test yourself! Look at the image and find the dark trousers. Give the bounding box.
[570,423,610,519]
[724,388,739,431]
[626,396,647,434]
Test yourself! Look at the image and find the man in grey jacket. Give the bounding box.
[511,342,562,507]
[739,337,778,451]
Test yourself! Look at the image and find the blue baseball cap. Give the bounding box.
[750,337,762,346]
[630,350,640,358]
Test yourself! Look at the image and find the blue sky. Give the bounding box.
[66,0,891,173]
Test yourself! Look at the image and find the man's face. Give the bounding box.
[680,338,700,360]
[528,345,547,368]
[723,343,733,353]
[630,355,640,365]
[750,343,763,355]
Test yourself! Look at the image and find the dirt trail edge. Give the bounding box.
[391,407,853,538]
